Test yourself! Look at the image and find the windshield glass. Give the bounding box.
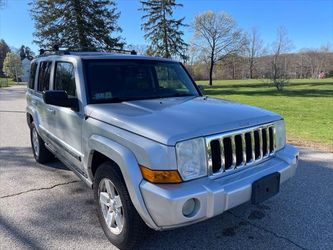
[84,59,199,103]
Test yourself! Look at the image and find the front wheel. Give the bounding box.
[94,162,149,249]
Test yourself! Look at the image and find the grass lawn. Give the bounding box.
[0,77,16,87]
[197,78,333,148]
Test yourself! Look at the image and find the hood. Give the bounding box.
[85,97,281,145]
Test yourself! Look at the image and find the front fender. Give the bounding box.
[87,134,158,229]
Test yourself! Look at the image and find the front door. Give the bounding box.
[49,61,83,170]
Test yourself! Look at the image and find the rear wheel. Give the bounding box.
[30,123,54,163]
[94,162,149,249]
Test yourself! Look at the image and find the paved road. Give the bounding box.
[0,85,332,250]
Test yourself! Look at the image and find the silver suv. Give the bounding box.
[26,50,299,249]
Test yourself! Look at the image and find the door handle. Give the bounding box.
[47,107,56,114]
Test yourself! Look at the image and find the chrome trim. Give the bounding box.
[259,128,263,159]
[266,128,270,155]
[231,136,236,168]
[251,130,255,161]
[205,123,276,178]
[219,138,225,172]
[273,126,277,151]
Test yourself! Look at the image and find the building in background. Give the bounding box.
[21,58,31,82]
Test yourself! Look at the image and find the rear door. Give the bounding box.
[26,61,38,115]
[35,60,54,137]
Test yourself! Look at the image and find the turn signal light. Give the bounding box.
[140,165,182,184]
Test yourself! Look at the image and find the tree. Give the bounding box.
[125,44,148,55]
[19,45,25,60]
[269,27,292,91]
[0,39,11,77]
[193,11,246,85]
[246,28,264,79]
[140,0,188,60]
[2,52,23,82]
[18,45,34,60]
[30,0,124,50]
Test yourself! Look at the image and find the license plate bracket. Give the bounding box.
[251,172,280,204]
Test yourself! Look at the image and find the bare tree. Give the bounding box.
[269,27,292,91]
[301,46,330,78]
[246,28,264,79]
[192,11,246,85]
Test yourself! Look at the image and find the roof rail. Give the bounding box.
[38,45,70,57]
[38,45,137,57]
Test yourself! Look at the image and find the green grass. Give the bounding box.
[0,77,15,87]
[197,78,333,146]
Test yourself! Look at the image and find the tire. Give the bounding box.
[94,162,149,249]
[30,122,54,163]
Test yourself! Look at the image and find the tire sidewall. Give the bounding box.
[94,164,134,248]
[30,123,40,161]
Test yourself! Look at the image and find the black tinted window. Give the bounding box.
[28,62,37,89]
[54,62,76,97]
[85,60,198,104]
[37,61,52,92]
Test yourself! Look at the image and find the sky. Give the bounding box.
[0,0,332,53]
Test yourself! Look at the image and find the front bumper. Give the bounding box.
[140,144,299,230]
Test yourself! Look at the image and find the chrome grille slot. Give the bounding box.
[210,140,222,173]
[245,132,253,162]
[254,130,260,160]
[223,137,233,170]
[235,135,243,166]
[206,123,276,176]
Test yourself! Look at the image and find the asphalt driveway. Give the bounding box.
[0,85,332,249]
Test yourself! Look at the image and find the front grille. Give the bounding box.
[206,124,276,175]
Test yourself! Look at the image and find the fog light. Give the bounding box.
[182,198,199,217]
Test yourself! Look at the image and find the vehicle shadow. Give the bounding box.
[1,149,332,249]
[0,146,69,171]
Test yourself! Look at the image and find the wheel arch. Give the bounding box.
[87,134,158,229]
[26,112,33,128]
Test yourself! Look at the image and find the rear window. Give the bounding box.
[28,62,37,89]
[84,59,198,104]
[37,61,52,92]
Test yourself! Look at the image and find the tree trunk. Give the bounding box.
[209,59,214,86]
[249,59,253,79]
[73,0,86,49]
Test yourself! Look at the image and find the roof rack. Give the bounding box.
[38,45,137,57]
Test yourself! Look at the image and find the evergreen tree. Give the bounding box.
[19,45,26,60]
[30,0,124,50]
[0,39,11,77]
[140,0,188,59]
[19,45,35,60]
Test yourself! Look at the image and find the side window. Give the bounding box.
[37,61,52,92]
[28,62,37,89]
[54,62,76,97]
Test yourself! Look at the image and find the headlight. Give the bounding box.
[275,120,286,151]
[176,138,207,181]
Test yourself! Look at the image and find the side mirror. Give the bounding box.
[43,90,79,111]
[197,85,205,95]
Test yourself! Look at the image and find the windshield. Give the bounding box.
[84,59,199,103]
